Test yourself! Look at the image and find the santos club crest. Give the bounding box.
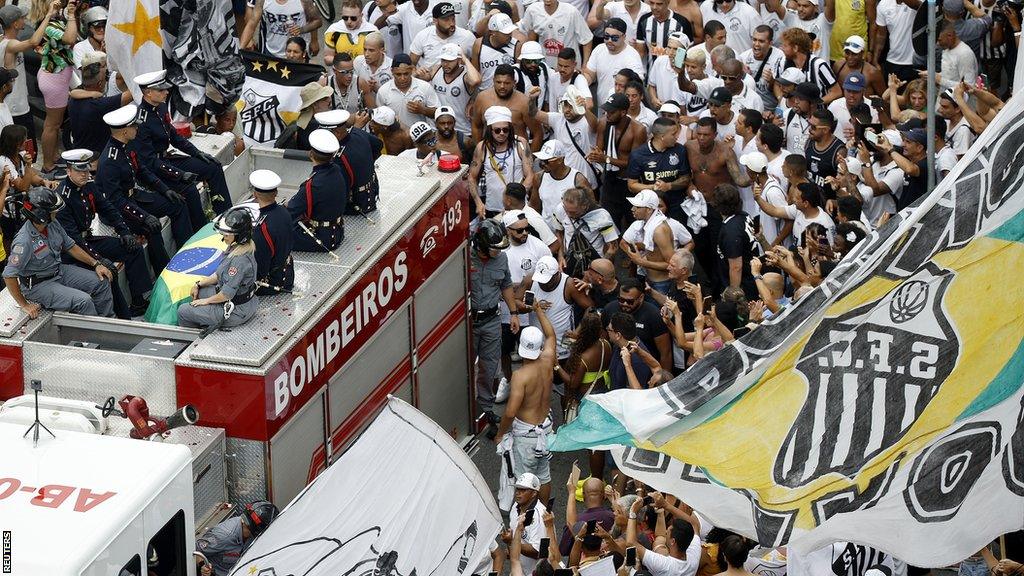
[771,263,960,524]
[241,87,285,144]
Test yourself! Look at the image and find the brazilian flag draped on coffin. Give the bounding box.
[550,94,1024,566]
[145,203,260,325]
[238,50,323,147]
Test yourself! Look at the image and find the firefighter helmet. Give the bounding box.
[241,501,279,537]
[213,207,254,245]
[473,219,509,254]
[21,187,65,225]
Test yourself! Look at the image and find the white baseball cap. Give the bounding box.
[777,67,806,86]
[488,12,517,34]
[434,105,457,121]
[501,209,528,227]
[249,169,282,192]
[658,102,681,114]
[881,129,903,147]
[532,255,559,283]
[517,327,544,361]
[534,140,565,160]
[371,106,396,127]
[628,189,659,210]
[439,42,462,61]
[844,35,866,53]
[515,472,541,490]
[308,129,340,154]
[519,41,544,60]
[739,151,768,173]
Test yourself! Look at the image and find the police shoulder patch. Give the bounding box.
[228,266,238,276]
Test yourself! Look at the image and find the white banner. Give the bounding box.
[105,0,165,101]
[230,397,502,576]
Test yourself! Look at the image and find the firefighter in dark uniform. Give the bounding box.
[249,169,294,295]
[195,501,279,576]
[177,206,260,330]
[313,109,383,216]
[287,129,347,252]
[96,104,187,272]
[469,219,520,427]
[56,149,152,319]
[131,69,230,223]
[2,187,115,318]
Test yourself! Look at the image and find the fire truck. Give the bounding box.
[0,148,478,572]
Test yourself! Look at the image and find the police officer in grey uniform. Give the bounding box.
[177,206,260,330]
[2,187,115,318]
[470,219,520,428]
[195,501,279,576]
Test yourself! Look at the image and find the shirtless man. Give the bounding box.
[473,64,541,149]
[355,106,414,155]
[686,116,749,279]
[670,0,703,43]
[495,301,556,505]
[620,189,677,294]
[587,93,647,230]
[685,116,749,197]
[831,35,884,96]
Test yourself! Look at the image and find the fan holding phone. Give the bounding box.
[503,472,550,575]
[623,496,703,575]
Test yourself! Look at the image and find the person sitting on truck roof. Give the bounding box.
[398,121,443,163]
[196,501,279,576]
[2,186,115,318]
[288,129,348,252]
[313,108,384,217]
[249,169,294,296]
[177,206,259,330]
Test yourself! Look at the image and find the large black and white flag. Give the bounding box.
[239,50,323,146]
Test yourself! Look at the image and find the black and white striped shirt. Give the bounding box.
[973,0,1007,60]
[788,54,837,95]
[636,12,694,51]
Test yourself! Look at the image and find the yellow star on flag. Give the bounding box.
[248,566,259,575]
[113,0,163,54]
[251,60,263,72]
[280,66,291,79]
[266,60,279,71]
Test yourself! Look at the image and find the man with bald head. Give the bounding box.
[559,476,615,555]
[574,257,619,308]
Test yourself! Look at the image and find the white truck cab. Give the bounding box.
[0,422,196,576]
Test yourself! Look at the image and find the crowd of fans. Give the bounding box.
[0,0,1020,572]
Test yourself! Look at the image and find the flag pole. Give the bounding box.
[926,0,937,195]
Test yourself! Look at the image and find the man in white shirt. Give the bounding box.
[872,0,919,80]
[758,124,791,194]
[626,497,703,576]
[755,181,835,245]
[700,0,761,54]
[783,0,835,61]
[530,86,600,188]
[378,0,434,53]
[505,473,549,576]
[410,2,477,68]
[647,32,689,110]
[354,32,394,107]
[854,130,905,225]
[740,151,788,242]
[739,25,786,110]
[0,68,15,130]
[677,58,764,113]
[935,19,979,89]
[550,48,594,110]
[826,71,878,140]
[937,89,975,158]
[500,209,553,374]
[376,54,441,130]
[520,0,594,67]
[588,0,651,43]
[701,87,739,140]
[584,18,645,104]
